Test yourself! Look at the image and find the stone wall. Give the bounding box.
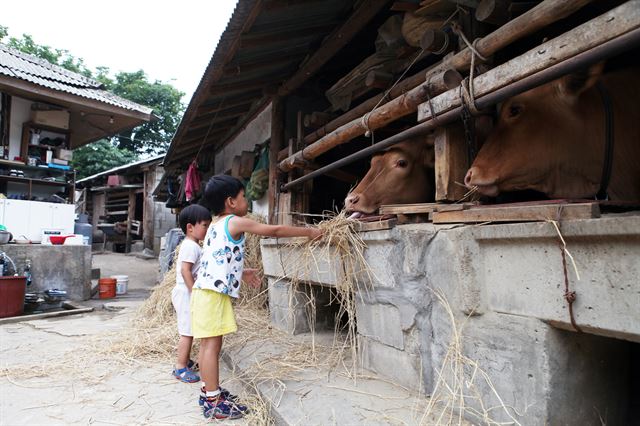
[2,245,92,301]
[261,214,640,424]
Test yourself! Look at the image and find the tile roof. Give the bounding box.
[0,43,153,114]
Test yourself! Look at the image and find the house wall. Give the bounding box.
[214,103,271,174]
[148,165,175,255]
[261,215,640,424]
[8,96,30,160]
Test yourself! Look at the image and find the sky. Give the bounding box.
[1,0,238,104]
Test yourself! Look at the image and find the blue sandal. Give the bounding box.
[173,367,200,383]
[187,359,199,371]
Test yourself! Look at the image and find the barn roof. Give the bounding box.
[0,44,153,114]
[163,0,389,171]
[0,43,155,148]
[76,154,164,187]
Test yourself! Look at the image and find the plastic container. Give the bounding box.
[112,275,129,295]
[0,276,27,318]
[98,278,117,299]
[74,214,93,246]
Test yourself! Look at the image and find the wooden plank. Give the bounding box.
[418,1,639,121]
[380,203,439,215]
[354,218,398,232]
[280,0,596,172]
[434,123,468,202]
[432,203,600,224]
[435,202,475,212]
[268,98,285,225]
[277,0,391,97]
[126,190,136,252]
[276,192,293,226]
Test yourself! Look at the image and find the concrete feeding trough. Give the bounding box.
[261,214,640,424]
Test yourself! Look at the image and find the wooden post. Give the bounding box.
[280,0,595,172]
[126,189,136,253]
[434,124,468,202]
[268,98,285,224]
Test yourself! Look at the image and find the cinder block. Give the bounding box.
[359,335,422,391]
[269,304,310,335]
[356,300,404,350]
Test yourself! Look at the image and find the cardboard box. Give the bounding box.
[52,158,68,166]
[55,148,73,161]
[31,110,70,129]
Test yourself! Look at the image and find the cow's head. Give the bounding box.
[345,136,434,218]
[464,63,605,199]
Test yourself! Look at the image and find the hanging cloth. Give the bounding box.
[185,160,201,202]
[245,147,269,201]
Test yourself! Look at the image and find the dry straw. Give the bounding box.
[420,289,521,426]
[272,211,375,375]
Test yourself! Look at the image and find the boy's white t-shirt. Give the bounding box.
[175,238,202,287]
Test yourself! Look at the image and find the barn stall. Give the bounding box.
[161,1,640,423]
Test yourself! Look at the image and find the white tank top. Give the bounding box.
[194,215,245,298]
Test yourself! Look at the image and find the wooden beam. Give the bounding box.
[475,0,511,26]
[239,22,340,49]
[434,123,468,202]
[268,97,285,224]
[432,202,600,223]
[417,1,640,121]
[196,94,259,115]
[282,0,595,171]
[277,0,392,96]
[279,68,460,172]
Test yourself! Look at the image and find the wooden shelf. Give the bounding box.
[23,121,70,134]
[28,144,67,150]
[0,175,70,187]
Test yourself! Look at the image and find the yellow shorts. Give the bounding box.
[190,288,237,338]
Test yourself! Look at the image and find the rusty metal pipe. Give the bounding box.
[281,27,640,192]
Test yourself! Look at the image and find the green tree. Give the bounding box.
[103,70,184,154]
[71,140,138,179]
[0,27,185,158]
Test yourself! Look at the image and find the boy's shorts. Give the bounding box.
[191,288,237,338]
[171,284,192,336]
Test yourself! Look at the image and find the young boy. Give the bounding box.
[193,174,322,419]
[171,204,211,383]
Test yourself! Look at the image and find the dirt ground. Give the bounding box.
[0,253,247,425]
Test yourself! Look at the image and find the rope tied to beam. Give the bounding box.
[452,23,488,116]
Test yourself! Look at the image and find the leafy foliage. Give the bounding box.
[0,26,185,175]
[71,140,138,179]
[101,70,184,154]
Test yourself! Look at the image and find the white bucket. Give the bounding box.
[112,275,129,295]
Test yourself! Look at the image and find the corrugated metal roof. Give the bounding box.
[76,154,164,185]
[0,44,153,114]
[163,0,363,169]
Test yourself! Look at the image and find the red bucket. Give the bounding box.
[98,278,117,299]
[0,276,27,318]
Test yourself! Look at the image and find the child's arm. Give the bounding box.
[228,216,322,240]
[181,262,196,292]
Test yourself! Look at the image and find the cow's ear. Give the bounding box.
[557,62,605,99]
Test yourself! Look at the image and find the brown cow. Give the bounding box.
[345,136,435,218]
[464,64,640,201]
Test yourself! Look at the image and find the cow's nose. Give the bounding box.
[464,168,474,187]
[345,193,360,207]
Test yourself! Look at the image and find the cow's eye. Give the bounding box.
[396,159,408,168]
[508,104,523,118]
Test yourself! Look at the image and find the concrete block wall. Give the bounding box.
[2,245,91,301]
[261,215,639,424]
